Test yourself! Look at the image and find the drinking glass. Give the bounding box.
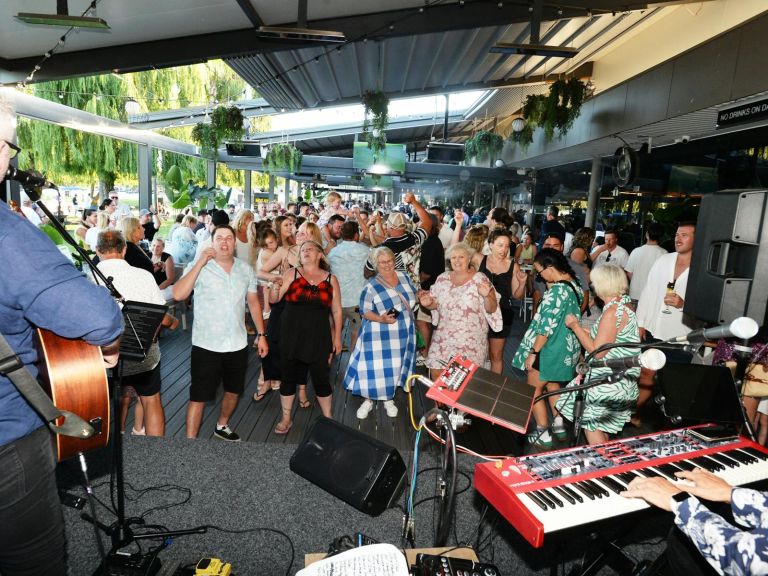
[662,280,676,314]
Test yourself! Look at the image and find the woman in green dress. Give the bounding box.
[512,249,583,448]
[556,264,640,445]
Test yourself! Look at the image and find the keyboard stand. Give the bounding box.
[565,530,637,576]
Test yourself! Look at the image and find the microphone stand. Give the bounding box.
[732,340,759,442]
[536,370,625,447]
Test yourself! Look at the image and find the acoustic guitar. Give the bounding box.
[35,329,110,461]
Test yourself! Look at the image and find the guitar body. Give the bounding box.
[35,329,110,461]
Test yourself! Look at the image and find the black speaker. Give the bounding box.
[685,189,768,325]
[290,417,406,516]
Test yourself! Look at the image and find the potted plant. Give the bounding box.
[361,90,389,156]
[464,130,504,164]
[516,78,587,146]
[162,165,231,210]
[191,105,246,160]
[263,142,303,174]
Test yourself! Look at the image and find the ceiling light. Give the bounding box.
[511,117,526,132]
[257,26,345,43]
[17,0,109,30]
[124,98,141,116]
[489,43,578,58]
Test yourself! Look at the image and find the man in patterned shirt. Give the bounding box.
[622,467,768,575]
[173,225,268,442]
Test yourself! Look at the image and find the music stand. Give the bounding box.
[655,364,746,428]
[87,301,205,575]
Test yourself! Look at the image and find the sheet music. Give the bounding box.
[297,543,409,576]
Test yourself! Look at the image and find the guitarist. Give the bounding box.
[0,100,123,576]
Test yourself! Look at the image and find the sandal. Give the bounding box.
[274,420,292,435]
[252,382,271,403]
[298,399,312,409]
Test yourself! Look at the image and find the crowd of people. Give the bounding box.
[4,84,767,573]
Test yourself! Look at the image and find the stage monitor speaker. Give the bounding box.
[290,417,406,516]
[685,189,768,325]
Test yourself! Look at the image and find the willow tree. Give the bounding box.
[16,61,271,199]
[16,75,137,201]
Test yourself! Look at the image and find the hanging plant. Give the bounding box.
[464,130,504,161]
[519,78,587,144]
[263,142,303,174]
[508,123,534,151]
[191,105,245,160]
[361,90,390,156]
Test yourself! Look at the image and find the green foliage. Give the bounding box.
[263,143,303,174]
[519,78,587,144]
[509,124,534,150]
[361,90,389,156]
[464,130,504,160]
[15,62,258,190]
[191,105,245,160]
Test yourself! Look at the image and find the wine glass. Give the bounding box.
[662,280,676,314]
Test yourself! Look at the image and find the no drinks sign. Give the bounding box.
[717,98,768,128]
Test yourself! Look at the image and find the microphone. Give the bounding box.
[4,166,58,191]
[669,317,759,344]
[577,348,667,374]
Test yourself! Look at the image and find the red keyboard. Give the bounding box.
[474,427,768,548]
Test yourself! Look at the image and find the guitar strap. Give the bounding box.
[0,333,95,439]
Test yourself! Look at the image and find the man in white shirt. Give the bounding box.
[173,224,268,442]
[591,229,629,268]
[635,221,699,416]
[624,222,667,303]
[95,229,176,437]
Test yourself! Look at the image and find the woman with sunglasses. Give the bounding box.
[512,248,583,448]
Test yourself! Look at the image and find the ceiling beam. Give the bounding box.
[1,0,654,83]
[233,0,265,28]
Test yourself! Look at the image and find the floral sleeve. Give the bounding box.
[674,489,768,575]
[536,284,565,337]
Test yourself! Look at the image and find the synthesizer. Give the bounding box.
[474,426,768,548]
[425,355,535,433]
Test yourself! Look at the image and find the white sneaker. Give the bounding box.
[383,400,398,418]
[356,399,374,419]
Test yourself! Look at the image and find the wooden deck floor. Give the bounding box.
[145,310,530,456]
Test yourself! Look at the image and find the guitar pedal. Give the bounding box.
[414,553,500,576]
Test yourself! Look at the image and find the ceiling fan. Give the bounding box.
[257,0,345,44]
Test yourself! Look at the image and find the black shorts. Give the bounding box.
[112,363,162,397]
[190,345,248,402]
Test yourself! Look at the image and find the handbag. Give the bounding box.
[741,343,768,398]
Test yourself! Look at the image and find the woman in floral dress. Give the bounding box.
[419,243,502,380]
[557,264,640,445]
[512,248,583,448]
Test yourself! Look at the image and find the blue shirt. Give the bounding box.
[676,488,768,575]
[328,240,371,308]
[188,257,258,352]
[0,201,123,447]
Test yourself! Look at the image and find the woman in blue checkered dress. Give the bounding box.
[343,247,417,420]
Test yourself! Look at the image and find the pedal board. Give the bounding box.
[92,551,161,576]
[414,553,501,576]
